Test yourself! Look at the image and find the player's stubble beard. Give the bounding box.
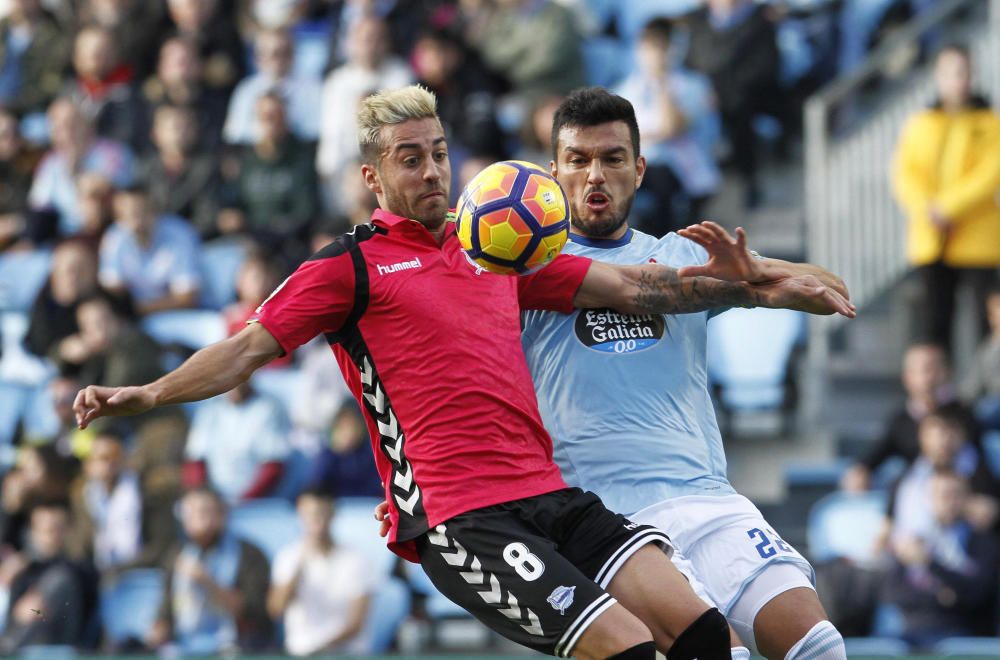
[570,192,635,239]
[382,178,450,232]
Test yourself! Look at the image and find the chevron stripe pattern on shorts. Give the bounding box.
[427,524,544,638]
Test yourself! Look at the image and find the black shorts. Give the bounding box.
[415,488,671,657]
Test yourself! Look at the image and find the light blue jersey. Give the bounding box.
[521,227,735,515]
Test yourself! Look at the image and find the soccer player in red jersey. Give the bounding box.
[74,85,852,660]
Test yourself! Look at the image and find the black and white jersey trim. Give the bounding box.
[594,528,672,588]
[553,592,616,658]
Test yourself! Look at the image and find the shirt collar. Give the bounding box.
[568,227,634,249]
[370,208,457,239]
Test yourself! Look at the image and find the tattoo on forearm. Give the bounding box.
[632,266,760,314]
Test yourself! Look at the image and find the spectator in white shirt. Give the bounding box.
[70,430,142,571]
[98,183,201,316]
[222,27,322,145]
[316,13,412,197]
[268,489,373,656]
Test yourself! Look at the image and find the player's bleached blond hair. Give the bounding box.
[357,85,439,165]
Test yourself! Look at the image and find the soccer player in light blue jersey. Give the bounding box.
[521,88,849,660]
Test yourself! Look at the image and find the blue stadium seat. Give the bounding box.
[141,310,227,351]
[0,248,51,312]
[19,645,76,659]
[707,307,805,410]
[581,37,630,88]
[406,562,471,620]
[807,491,888,564]
[331,497,397,580]
[362,577,411,653]
[229,498,302,561]
[199,239,249,310]
[785,459,852,488]
[250,367,304,418]
[982,430,1000,478]
[0,380,30,453]
[272,447,312,501]
[843,636,909,656]
[0,311,54,385]
[933,637,1000,657]
[100,569,165,646]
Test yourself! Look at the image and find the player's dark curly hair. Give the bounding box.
[550,87,641,161]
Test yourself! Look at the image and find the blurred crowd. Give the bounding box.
[0,0,973,655]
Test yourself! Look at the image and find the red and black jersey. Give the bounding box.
[255,209,592,560]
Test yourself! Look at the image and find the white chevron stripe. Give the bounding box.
[360,357,373,387]
[428,525,449,547]
[385,431,403,463]
[394,485,420,515]
[521,609,543,637]
[363,384,385,414]
[480,574,503,605]
[377,410,399,440]
[460,557,484,585]
[393,462,413,489]
[441,542,468,567]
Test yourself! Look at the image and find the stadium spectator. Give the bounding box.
[882,469,1000,647]
[68,429,142,570]
[99,183,201,315]
[183,381,290,503]
[137,104,220,239]
[75,0,166,83]
[411,28,506,162]
[56,294,164,392]
[222,253,292,366]
[892,44,1000,354]
[313,156,378,238]
[219,92,319,267]
[37,373,96,456]
[616,18,721,236]
[842,343,979,492]
[0,107,41,249]
[514,93,564,167]
[141,36,228,149]
[316,13,412,188]
[28,98,134,237]
[0,445,75,561]
[223,27,322,145]
[961,286,1000,430]
[62,25,145,149]
[889,407,1000,541]
[465,0,585,101]
[0,0,70,116]
[164,0,245,95]
[684,0,784,209]
[288,337,352,449]
[268,488,374,656]
[0,500,96,653]
[24,239,101,359]
[146,487,271,654]
[305,401,382,499]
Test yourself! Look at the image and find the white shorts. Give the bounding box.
[631,494,816,651]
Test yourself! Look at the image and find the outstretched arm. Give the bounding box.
[575,261,855,317]
[677,221,849,298]
[73,322,283,428]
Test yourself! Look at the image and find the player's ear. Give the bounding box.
[361,162,382,195]
[634,155,647,190]
[549,159,557,178]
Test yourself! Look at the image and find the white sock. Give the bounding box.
[784,621,846,660]
[732,646,751,660]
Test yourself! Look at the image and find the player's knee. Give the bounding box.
[574,604,653,660]
[665,607,730,660]
[607,641,657,659]
[783,621,845,660]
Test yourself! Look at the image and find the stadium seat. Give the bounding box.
[806,490,888,564]
[982,430,1000,478]
[272,447,313,501]
[19,645,76,659]
[843,636,910,656]
[228,498,302,561]
[0,380,29,454]
[141,309,227,351]
[581,37,630,88]
[0,248,51,312]
[331,497,397,581]
[362,576,411,653]
[707,307,806,410]
[250,367,304,418]
[0,311,54,385]
[199,239,249,310]
[933,637,1000,657]
[100,569,165,646]
[406,561,471,620]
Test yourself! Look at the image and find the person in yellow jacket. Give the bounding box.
[892,43,1000,352]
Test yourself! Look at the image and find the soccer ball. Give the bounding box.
[455,160,570,275]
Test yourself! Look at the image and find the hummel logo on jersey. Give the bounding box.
[376,257,423,276]
[624,521,641,530]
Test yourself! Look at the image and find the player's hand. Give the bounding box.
[74,385,156,429]
[676,221,769,283]
[752,274,856,318]
[374,500,390,538]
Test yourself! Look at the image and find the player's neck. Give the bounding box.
[571,223,631,243]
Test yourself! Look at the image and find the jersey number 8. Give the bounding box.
[503,542,545,581]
